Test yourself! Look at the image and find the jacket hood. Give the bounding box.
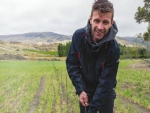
[85,20,118,52]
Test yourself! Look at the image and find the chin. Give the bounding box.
[95,36,103,41]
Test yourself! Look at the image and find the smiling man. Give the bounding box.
[66,0,120,113]
[90,10,113,42]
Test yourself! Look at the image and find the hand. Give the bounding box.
[79,91,89,106]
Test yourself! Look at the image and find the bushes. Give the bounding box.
[58,42,71,57]
[119,44,150,59]
[57,42,150,59]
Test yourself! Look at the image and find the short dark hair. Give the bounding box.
[91,0,114,20]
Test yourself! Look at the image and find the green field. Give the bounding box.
[0,59,150,113]
[23,49,58,56]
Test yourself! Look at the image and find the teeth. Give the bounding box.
[96,31,102,34]
[96,30,103,34]
[96,31,103,33]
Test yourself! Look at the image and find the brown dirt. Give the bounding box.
[33,43,58,51]
[41,88,49,113]
[116,95,150,113]
[60,82,76,113]
[0,53,26,60]
[51,76,56,113]
[122,82,137,89]
[27,75,46,113]
[128,60,150,69]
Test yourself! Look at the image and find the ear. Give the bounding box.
[89,16,92,24]
[111,20,114,26]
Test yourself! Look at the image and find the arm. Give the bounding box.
[88,41,120,113]
[66,32,84,95]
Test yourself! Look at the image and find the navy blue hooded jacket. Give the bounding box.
[66,20,120,112]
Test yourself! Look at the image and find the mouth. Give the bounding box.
[95,30,104,36]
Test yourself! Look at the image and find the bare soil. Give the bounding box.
[116,95,150,113]
[51,76,56,113]
[27,75,46,113]
[62,83,75,113]
[128,60,150,69]
[0,53,26,60]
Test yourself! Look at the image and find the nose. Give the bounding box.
[97,22,104,30]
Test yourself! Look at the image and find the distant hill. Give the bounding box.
[0,32,72,45]
[0,31,146,47]
[0,32,147,60]
[0,40,60,60]
[116,36,146,47]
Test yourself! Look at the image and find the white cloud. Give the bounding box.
[0,0,148,37]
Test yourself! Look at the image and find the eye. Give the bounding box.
[103,21,109,25]
[94,19,99,23]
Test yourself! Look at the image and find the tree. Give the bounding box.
[57,42,71,57]
[134,0,150,24]
[135,33,143,58]
[135,0,150,58]
[66,41,71,56]
[138,48,147,58]
[58,43,65,57]
[143,26,150,57]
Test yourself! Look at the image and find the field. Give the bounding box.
[0,59,150,113]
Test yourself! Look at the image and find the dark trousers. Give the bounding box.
[79,93,115,113]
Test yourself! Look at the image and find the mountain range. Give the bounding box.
[0,32,72,45]
[0,31,147,60]
[0,31,146,47]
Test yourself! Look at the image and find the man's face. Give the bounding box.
[90,10,114,42]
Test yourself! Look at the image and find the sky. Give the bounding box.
[0,0,148,37]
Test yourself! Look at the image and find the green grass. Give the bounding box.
[0,61,52,112]
[116,59,150,111]
[23,49,58,56]
[119,59,139,68]
[0,60,78,113]
[0,59,150,112]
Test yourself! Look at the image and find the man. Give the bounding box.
[66,0,120,113]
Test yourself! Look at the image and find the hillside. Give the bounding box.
[116,36,146,47]
[0,31,147,60]
[0,32,72,45]
[0,32,146,47]
[0,40,59,60]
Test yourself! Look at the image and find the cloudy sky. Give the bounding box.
[0,0,148,37]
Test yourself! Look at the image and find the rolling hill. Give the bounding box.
[0,31,147,60]
[0,32,72,45]
[0,31,146,47]
[116,36,146,47]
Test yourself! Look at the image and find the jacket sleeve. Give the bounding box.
[66,32,84,95]
[88,41,120,113]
